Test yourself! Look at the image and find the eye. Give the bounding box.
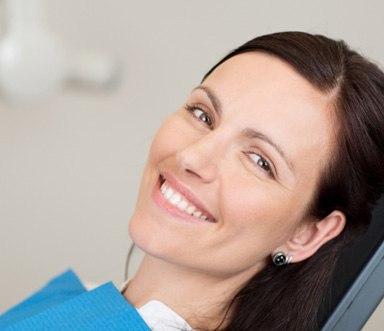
[184,104,214,129]
[247,151,275,178]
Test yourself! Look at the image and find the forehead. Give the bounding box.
[204,52,331,109]
[201,52,337,184]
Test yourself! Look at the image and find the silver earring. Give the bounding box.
[272,251,292,266]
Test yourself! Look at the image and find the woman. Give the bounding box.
[1,32,383,331]
[126,31,384,330]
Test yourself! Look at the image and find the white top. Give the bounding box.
[138,300,193,331]
[118,280,194,331]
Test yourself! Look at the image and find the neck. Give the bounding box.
[123,254,262,329]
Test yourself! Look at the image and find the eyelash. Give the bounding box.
[245,151,275,178]
[184,103,275,179]
[184,103,214,129]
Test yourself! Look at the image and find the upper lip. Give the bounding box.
[160,171,216,222]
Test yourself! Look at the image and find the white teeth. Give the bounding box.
[186,206,196,214]
[160,184,167,193]
[170,193,181,205]
[164,187,173,199]
[160,180,211,221]
[177,200,188,211]
[192,211,202,218]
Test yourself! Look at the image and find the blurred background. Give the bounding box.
[0,0,382,329]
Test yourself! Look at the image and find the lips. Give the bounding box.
[156,173,216,223]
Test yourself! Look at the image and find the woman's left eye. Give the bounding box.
[247,152,274,177]
[185,104,214,129]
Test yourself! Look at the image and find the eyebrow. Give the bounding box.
[193,85,294,173]
[243,128,295,172]
[192,86,222,115]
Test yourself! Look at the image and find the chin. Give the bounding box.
[128,209,169,259]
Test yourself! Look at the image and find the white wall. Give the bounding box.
[0,0,382,328]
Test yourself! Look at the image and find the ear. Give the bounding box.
[275,210,346,263]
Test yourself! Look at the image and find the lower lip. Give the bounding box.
[151,177,212,224]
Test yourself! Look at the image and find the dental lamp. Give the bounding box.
[0,0,119,104]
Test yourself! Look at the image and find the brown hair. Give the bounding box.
[202,32,384,331]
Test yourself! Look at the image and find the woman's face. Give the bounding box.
[129,52,336,278]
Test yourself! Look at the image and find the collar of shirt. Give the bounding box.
[120,280,194,331]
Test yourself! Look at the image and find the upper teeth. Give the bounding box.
[160,181,209,221]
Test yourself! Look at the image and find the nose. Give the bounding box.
[176,131,223,183]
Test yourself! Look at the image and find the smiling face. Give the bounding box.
[129,52,337,279]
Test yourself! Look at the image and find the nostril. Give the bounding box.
[185,168,201,178]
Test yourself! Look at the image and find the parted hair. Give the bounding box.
[202,32,384,331]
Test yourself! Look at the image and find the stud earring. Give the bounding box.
[272,251,292,266]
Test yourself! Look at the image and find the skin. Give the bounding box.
[126,52,345,328]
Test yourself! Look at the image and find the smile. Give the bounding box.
[159,176,215,222]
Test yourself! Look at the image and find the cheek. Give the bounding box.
[147,115,188,164]
[219,179,302,246]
